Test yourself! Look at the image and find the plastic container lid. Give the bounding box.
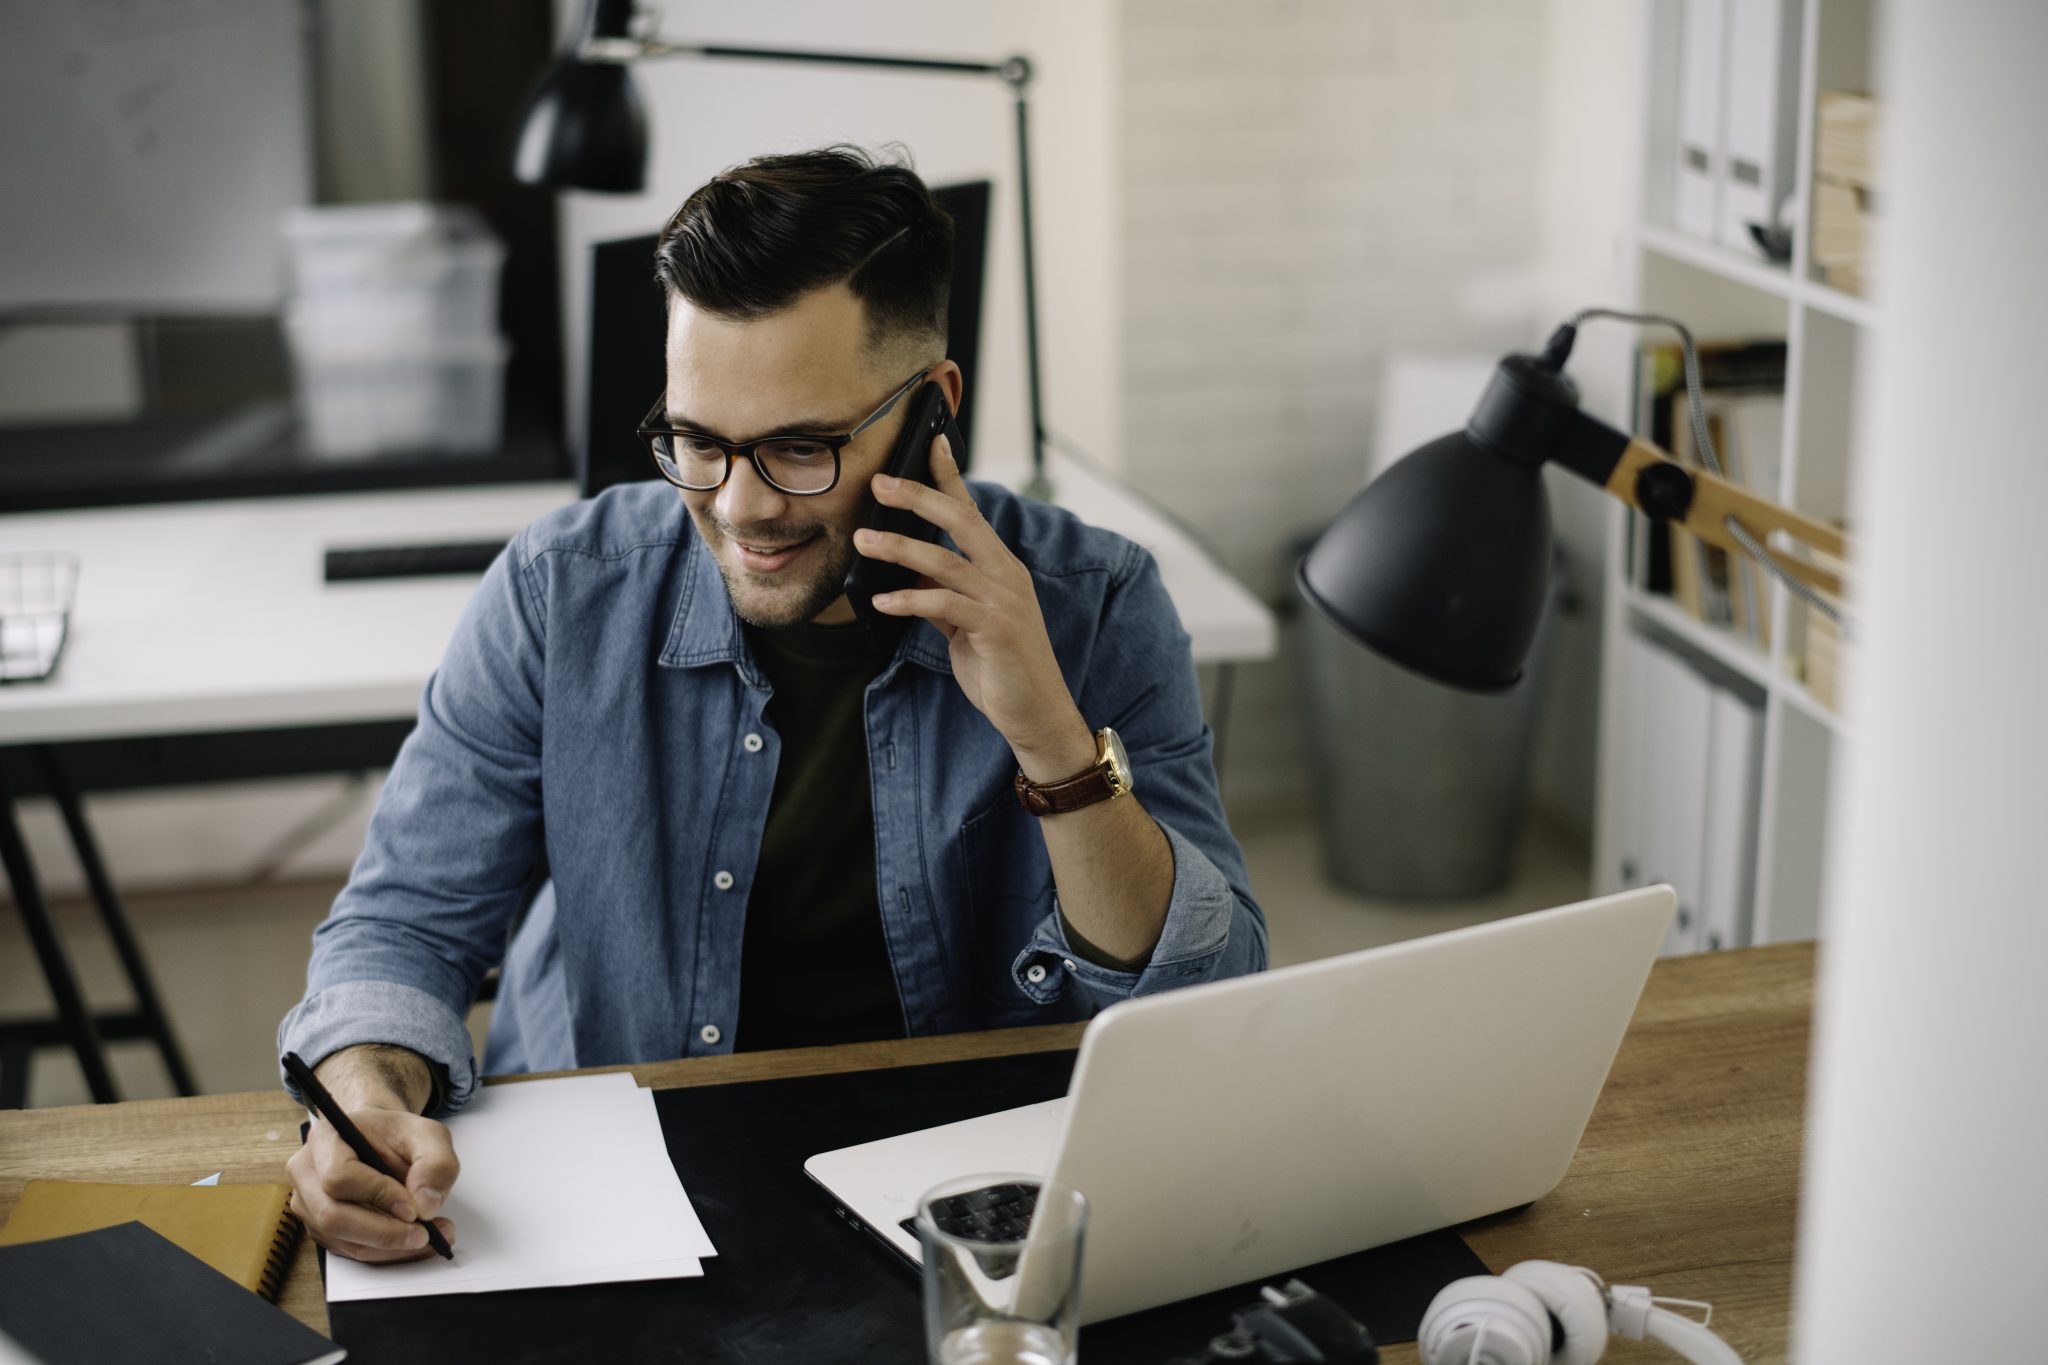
[281,201,486,246]
[281,202,504,292]
[285,313,509,366]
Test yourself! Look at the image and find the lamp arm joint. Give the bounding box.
[1552,408,1634,490]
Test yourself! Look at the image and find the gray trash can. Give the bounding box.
[1291,538,1557,899]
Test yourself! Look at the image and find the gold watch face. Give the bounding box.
[1098,727,1132,795]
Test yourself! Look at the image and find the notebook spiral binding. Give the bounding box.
[262,1209,305,1302]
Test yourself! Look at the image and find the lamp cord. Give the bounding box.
[1565,307,1846,630]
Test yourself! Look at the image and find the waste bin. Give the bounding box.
[1291,537,1558,899]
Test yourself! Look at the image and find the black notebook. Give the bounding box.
[0,1221,344,1365]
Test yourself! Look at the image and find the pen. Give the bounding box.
[281,1050,455,1261]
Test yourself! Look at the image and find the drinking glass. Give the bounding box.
[916,1173,1089,1365]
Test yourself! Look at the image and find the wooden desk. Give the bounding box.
[0,942,1811,1362]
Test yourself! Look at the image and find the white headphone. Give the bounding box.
[1416,1261,1743,1365]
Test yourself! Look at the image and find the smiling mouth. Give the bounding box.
[729,533,819,571]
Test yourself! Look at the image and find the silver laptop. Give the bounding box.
[805,885,1673,1324]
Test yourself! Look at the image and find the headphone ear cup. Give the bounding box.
[1417,1275,1554,1365]
[1502,1261,1611,1365]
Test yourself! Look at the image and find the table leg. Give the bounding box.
[35,748,198,1097]
[0,776,120,1105]
[0,1038,31,1109]
[1207,660,1237,797]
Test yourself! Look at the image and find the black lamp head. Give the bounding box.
[1296,351,1581,692]
[511,0,650,193]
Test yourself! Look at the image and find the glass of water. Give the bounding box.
[917,1173,1089,1365]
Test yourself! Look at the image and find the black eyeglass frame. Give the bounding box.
[637,367,932,495]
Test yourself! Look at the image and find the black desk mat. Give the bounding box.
[329,1049,1486,1362]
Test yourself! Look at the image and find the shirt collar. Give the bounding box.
[658,531,953,682]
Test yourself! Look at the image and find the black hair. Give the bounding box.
[653,144,954,355]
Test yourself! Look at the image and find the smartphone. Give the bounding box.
[844,381,967,632]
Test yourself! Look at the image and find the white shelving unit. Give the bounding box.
[1592,0,1880,946]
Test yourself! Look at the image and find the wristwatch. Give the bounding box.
[1013,727,1133,817]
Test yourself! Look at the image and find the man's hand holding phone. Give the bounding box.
[284,1045,462,1264]
[856,433,1096,782]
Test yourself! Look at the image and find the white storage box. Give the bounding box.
[281,202,505,343]
[288,327,509,461]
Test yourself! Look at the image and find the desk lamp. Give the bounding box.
[1296,308,1848,691]
[510,0,1055,500]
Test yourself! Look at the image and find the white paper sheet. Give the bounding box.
[325,1072,715,1301]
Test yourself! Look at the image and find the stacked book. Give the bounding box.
[1813,91,1880,297]
[1798,541,1852,711]
[1635,339,1788,652]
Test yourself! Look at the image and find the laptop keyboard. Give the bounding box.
[898,1180,1040,1244]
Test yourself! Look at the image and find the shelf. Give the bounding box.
[1775,671,1851,736]
[1638,226,1881,331]
[1637,223,1796,302]
[1623,587,1772,688]
[1802,279,1882,329]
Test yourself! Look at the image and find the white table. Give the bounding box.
[0,460,1272,745]
[0,462,1274,1103]
[0,484,577,745]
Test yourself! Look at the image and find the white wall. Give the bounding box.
[1119,0,1632,834]
[1796,3,2048,1357]
[3,0,1123,907]
[1529,0,1641,839]
[549,0,1124,490]
[10,2,1642,901]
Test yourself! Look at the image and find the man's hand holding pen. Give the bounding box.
[283,1047,462,1264]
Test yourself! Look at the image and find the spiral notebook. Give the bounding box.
[0,1179,301,1301]
[0,1222,344,1365]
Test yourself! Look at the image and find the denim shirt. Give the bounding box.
[278,479,1266,1114]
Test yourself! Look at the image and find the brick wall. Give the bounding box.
[1120,0,1563,817]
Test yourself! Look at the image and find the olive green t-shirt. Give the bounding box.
[734,620,904,1052]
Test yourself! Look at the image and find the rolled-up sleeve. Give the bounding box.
[1009,541,1267,1010]
[278,980,479,1113]
[276,537,547,1116]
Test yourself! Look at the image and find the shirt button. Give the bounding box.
[1063,958,1077,972]
[713,870,735,890]
[742,732,764,753]
[1025,964,1048,984]
[699,1024,722,1046]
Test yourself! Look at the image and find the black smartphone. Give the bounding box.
[845,381,967,632]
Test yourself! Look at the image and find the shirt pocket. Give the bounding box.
[959,794,1063,1025]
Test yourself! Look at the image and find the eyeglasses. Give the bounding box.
[637,368,931,496]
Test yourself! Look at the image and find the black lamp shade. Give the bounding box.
[1297,429,1553,692]
[511,56,649,193]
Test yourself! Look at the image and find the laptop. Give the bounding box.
[805,884,1674,1324]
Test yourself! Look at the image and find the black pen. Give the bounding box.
[281,1050,455,1261]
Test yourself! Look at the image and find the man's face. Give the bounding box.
[664,284,937,628]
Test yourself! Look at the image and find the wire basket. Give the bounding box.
[0,554,78,684]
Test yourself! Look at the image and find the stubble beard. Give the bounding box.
[691,504,857,627]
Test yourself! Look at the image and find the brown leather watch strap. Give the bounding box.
[1013,764,1119,817]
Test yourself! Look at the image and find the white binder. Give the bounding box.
[1700,690,1762,951]
[1675,0,1727,237]
[1717,0,1803,254]
[1610,629,1654,894]
[1644,646,1715,956]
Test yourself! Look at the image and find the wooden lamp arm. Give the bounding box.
[1464,339,1848,603]
[1601,437,1847,599]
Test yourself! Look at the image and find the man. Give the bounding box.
[279,146,1264,1263]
